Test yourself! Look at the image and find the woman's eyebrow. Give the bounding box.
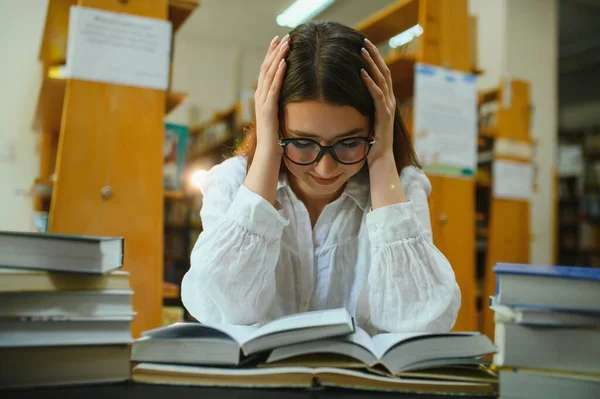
[288,128,364,139]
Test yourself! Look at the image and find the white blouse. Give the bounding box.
[181,156,460,334]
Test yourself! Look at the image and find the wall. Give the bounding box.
[469,0,559,264]
[0,0,47,231]
[505,0,558,265]
[468,0,508,90]
[166,39,242,126]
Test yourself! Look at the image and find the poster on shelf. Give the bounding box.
[493,160,533,201]
[65,6,172,90]
[413,63,478,177]
[164,123,190,191]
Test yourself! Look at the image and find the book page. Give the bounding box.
[249,308,351,341]
[371,333,428,358]
[338,327,378,357]
[265,327,378,366]
[141,322,257,344]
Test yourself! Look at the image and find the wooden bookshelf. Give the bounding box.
[477,79,533,340]
[557,127,600,268]
[32,0,199,338]
[356,0,479,333]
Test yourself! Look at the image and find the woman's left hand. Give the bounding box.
[360,38,396,164]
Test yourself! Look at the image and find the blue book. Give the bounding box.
[493,263,600,312]
[494,263,600,281]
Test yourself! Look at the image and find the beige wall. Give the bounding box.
[0,0,47,231]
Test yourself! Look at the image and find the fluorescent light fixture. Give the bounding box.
[276,0,335,28]
[389,24,423,48]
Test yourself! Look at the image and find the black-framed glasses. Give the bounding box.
[278,137,376,166]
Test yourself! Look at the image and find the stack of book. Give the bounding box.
[0,231,134,389]
[491,263,600,399]
[131,308,498,394]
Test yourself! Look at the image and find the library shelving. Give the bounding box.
[161,102,246,321]
[557,127,600,268]
[476,79,533,340]
[31,0,199,337]
[355,0,480,332]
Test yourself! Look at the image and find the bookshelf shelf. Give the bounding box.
[33,76,187,134]
[480,126,498,138]
[162,282,180,300]
[166,91,189,114]
[164,190,186,200]
[190,103,240,137]
[355,0,419,45]
[188,133,235,160]
[168,0,199,33]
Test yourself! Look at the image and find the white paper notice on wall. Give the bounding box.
[413,63,478,177]
[65,6,172,90]
[493,160,532,201]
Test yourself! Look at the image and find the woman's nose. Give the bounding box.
[314,151,338,177]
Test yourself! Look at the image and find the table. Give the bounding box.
[3,382,497,399]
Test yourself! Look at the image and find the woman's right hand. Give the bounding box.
[254,34,290,155]
[244,34,290,206]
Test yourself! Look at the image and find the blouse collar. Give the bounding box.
[277,169,370,212]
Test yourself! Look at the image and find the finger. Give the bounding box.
[266,59,287,106]
[256,36,281,98]
[361,49,393,112]
[265,35,280,60]
[364,38,394,103]
[260,39,289,104]
[361,68,389,122]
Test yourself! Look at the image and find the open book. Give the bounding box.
[131,308,354,365]
[132,363,496,395]
[264,327,496,376]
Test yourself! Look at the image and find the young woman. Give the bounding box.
[181,22,460,334]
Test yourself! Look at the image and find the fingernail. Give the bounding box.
[280,42,289,52]
[271,36,279,45]
[279,59,286,68]
[283,34,290,42]
[360,68,367,76]
[364,38,371,45]
[361,47,369,57]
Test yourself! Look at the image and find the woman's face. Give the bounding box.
[281,100,370,199]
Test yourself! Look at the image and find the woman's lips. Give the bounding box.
[310,174,341,185]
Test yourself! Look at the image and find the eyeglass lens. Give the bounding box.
[285,138,369,164]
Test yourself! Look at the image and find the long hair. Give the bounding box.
[236,21,420,174]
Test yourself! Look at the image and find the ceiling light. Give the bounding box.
[276,0,335,28]
[389,24,423,48]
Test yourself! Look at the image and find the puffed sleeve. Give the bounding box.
[180,157,289,325]
[364,166,461,333]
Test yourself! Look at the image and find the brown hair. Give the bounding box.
[236,21,420,174]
